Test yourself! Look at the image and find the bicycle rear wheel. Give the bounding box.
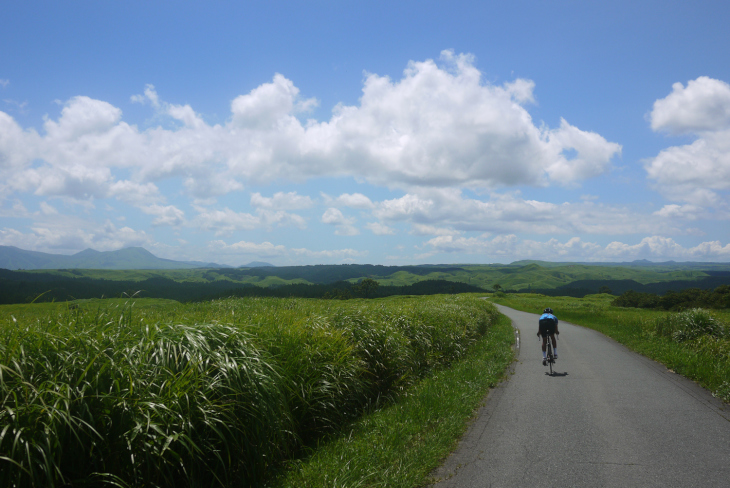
[547,341,553,375]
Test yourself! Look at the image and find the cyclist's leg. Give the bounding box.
[539,324,548,352]
[540,332,548,364]
[550,332,557,357]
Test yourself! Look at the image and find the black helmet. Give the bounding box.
[543,308,553,314]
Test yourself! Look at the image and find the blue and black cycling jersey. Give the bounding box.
[539,313,558,336]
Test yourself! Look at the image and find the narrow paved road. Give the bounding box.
[430,304,730,487]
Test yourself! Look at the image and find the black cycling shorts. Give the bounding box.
[539,320,556,337]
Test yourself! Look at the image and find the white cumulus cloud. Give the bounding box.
[230,73,318,129]
[299,50,620,189]
[424,234,730,262]
[600,236,730,261]
[332,193,375,209]
[321,207,353,225]
[130,84,161,108]
[0,51,621,210]
[650,77,730,135]
[645,77,730,209]
[321,207,358,235]
[0,111,40,172]
[374,188,674,236]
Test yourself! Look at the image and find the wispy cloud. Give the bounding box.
[192,205,306,236]
[251,191,314,210]
[208,239,366,263]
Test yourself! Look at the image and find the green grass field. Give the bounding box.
[492,293,730,404]
[0,294,513,488]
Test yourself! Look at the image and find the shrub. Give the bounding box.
[611,290,660,309]
[655,308,727,342]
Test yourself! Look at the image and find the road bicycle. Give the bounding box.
[541,333,558,375]
[545,336,555,375]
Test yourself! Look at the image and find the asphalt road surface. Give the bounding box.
[429,304,730,487]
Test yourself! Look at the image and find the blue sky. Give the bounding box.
[2,0,730,266]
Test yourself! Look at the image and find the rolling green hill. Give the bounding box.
[2,246,730,304]
[12,261,729,291]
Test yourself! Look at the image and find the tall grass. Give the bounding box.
[0,304,289,487]
[271,314,515,488]
[0,295,501,487]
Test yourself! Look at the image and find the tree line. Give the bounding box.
[611,285,730,310]
[529,273,730,299]
[0,269,484,304]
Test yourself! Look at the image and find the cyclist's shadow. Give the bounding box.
[546,371,569,377]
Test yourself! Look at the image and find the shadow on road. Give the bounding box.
[545,371,569,377]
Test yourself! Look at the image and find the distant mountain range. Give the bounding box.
[510,259,730,270]
[0,246,230,270]
[2,245,727,273]
[240,261,275,268]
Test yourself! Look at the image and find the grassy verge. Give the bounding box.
[0,295,513,488]
[492,293,730,404]
[269,314,514,488]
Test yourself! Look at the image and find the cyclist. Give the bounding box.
[537,307,559,366]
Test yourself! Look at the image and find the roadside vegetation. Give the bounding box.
[0,295,513,488]
[271,312,514,488]
[492,293,730,404]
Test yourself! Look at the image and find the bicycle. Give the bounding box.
[540,333,558,375]
[545,336,555,375]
